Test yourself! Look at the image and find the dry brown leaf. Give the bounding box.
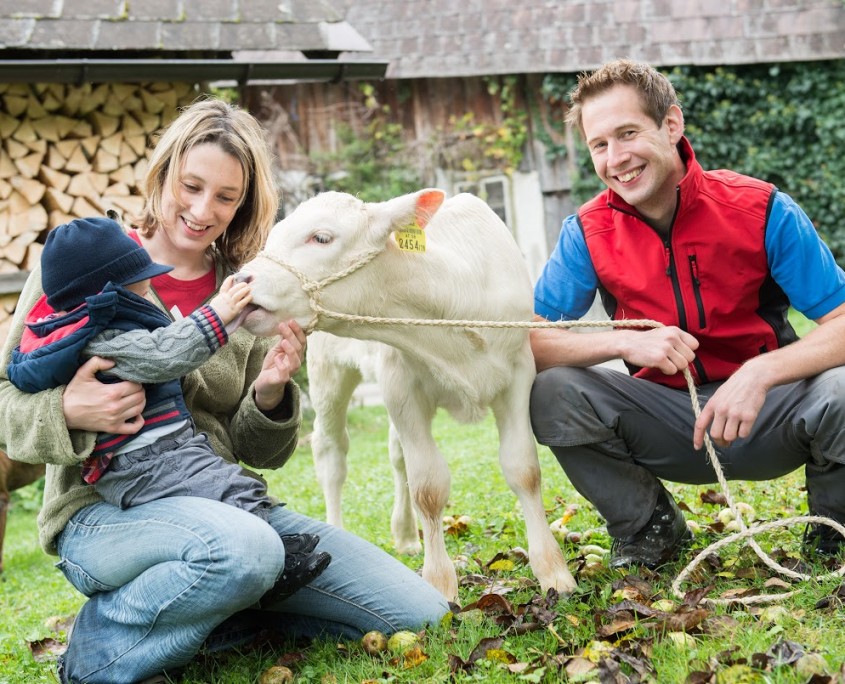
[28,637,66,663]
[700,489,728,505]
[401,646,429,669]
[564,655,597,678]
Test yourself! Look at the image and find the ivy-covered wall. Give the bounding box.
[543,60,845,267]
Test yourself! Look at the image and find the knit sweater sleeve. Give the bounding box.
[0,266,96,465]
[82,305,228,384]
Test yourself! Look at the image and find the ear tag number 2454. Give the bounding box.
[395,223,426,253]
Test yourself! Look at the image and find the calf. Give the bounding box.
[0,449,44,572]
[239,189,576,601]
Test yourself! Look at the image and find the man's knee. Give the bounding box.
[530,366,607,446]
[804,367,845,456]
[531,367,591,414]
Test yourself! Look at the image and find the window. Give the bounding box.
[454,174,512,228]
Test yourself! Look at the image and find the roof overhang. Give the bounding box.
[0,58,389,85]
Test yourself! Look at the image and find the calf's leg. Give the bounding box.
[382,379,456,601]
[309,352,362,529]
[491,357,577,596]
[387,422,422,555]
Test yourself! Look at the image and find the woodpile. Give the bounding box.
[0,80,199,346]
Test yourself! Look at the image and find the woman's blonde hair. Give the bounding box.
[134,98,279,269]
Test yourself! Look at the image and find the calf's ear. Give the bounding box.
[414,189,445,230]
[368,189,445,242]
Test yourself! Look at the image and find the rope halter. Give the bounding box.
[252,246,384,333]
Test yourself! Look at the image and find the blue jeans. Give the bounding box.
[56,497,449,683]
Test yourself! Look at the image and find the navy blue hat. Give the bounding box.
[41,217,173,311]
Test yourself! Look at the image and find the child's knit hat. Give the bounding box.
[41,216,173,311]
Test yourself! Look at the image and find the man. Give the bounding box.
[530,59,845,569]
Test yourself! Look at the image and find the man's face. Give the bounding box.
[581,84,685,226]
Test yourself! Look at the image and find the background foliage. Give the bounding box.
[311,77,529,205]
[543,60,845,267]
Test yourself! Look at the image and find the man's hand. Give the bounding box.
[254,320,307,413]
[210,275,253,325]
[63,356,146,434]
[619,326,699,375]
[693,363,768,450]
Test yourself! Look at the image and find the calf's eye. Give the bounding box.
[312,232,333,245]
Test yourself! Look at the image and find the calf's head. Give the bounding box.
[239,189,444,336]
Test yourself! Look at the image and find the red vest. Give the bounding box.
[578,137,796,388]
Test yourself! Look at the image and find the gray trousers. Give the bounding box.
[530,365,845,539]
[95,424,273,520]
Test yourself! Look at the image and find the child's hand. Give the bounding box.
[210,275,253,325]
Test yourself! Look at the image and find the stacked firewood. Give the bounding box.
[0,80,199,345]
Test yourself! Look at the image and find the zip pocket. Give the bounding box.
[688,254,706,329]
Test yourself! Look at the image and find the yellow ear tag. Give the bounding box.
[395,223,426,253]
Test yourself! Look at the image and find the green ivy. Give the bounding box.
[312,79,529,201]
[671,61,845,264]
[312,84,424,202]
[543,60,845,266]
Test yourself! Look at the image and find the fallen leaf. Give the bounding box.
[596,614,638,638]
[758,605,790,625]
[486,648,517,665]
[767,638,805,666]
[795,653,831,677]
[606,599,659,618]
[652,607,711,632]
[581,639,617,663]
[666,631,698,649]
[613,574,655,599]
[475,592,514,616]
[258,665,293,684]
[508,546,530,564]
[28,637,66,663]
[700,614,741,636]
[763,577,792,590]
[700,489,728,505]
[43,615,75,635]
[564,655,596,678]
[719,587,760,600]
[716,663,768,683]
[401,646,429,669]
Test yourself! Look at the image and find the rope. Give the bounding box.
[254,248,845,604]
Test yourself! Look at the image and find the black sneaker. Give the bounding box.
[801,521,845,559]
[254,535,331,608]
[280,533,320,556]
[609,488,692,569]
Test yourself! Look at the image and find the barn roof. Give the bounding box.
[0,0,387,83]
[343,0,845,79]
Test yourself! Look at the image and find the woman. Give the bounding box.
[0,99,449,684]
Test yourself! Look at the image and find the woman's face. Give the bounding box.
[159,142,245,258]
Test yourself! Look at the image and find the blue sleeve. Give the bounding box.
[765,191,845,320]
[534,214,599,320]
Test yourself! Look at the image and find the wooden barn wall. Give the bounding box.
[245,76,519,173]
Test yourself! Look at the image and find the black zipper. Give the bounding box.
[688,254,706,329]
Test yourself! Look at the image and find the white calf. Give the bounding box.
[239,189,576,601]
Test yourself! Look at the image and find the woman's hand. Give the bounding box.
[254,320,307,412]
[63,356,146,433]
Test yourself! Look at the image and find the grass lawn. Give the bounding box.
[1,309,840,683]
